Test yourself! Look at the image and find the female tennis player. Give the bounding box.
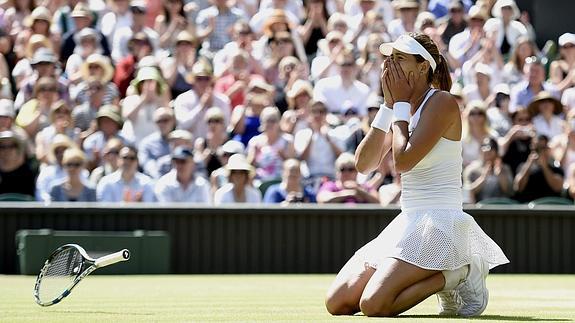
[325,33,509,317]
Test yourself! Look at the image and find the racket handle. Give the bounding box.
[94,249,130,268]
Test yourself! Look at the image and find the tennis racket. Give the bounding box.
[34,244,130,306]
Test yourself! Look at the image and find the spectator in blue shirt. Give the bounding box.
[263,158,316,204]
[509,56,559,113]
[138,107,175,178]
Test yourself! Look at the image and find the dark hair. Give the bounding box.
[481,137,499,152]
[162,0,186,25]
[409,32,452,91]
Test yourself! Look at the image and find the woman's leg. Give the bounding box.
[325,254,376,315]
[359,258,446,317]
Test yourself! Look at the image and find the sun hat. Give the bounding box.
[379,34,437,71]
[491,0,520,20]
[130,67,168,95]
[168,129,194,142]
[30,48,57,66]
[70,2,93,18]
[558,33,575,47]
[225,153,255,176]
[527,92,563,116]
[96,105,123,127]
[392,0,420,10]
[25,34,52,59]
[74,27,101,45]
[152,107,175,122]
[0,99,15,118]
[81,53,114,83]
[220,140,245,155]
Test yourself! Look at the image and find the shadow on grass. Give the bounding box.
[50,310,153,316]
[398,315,571,321]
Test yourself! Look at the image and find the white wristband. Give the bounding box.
[393,102,411,122]
[370,104,393,133]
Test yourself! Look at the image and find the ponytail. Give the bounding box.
[433,54,452,92]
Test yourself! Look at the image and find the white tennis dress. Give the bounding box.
[356,89,509,270]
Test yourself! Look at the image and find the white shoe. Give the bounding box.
[436,290,461,316]
[456,253,489,317]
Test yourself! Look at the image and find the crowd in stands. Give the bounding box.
[0,0,574,206]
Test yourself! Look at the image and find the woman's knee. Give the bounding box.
[359,294,396,317]
[325,293,356,315]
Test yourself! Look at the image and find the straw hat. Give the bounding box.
[248,79,274,94]
[204,107,225,122]
[491,0,520,20]
[225,153,255,177]
[287,79,313,100]
[49,100,71,123]
[25,34,52,59]
[70,2,93,19]
[468,5,488,21]
[175,30,197,46]
[527,92,563,117]
[152,107,175,122]
[168,129,194,142]
[25,6,51,28]
[130,67,168,95]
[185,60,213,83]
[392,0,420,10]
[262,9,293,37]
[30,48,58,66]
[81,53,114,83]
[48,134,75,163]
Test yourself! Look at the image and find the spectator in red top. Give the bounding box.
[214,49,265,109]
[113,31,154,97]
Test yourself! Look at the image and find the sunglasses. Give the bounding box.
[368,107,379,112]
[0,143,18,150]
[64,162,83,168]
[106,149,120,155]
[156,118,172,124]
[39,86,58,92]
[275,39,292,44]
[516,118,531,123]
[208,118,223,124]
[311,109,327,115]
[339,167,356,172]
[194,76,212,82]
[121,155,137,161]
[340,62,355,67]
[469,111,485,116]
[238,30,251,35]
[450,8,463,13]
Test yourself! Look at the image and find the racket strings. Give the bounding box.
[37,248,83,302]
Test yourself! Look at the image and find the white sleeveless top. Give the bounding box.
[400,89,463,211]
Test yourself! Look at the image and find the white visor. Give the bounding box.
[379,34,437,72]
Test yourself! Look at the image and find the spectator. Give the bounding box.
[310,30,347,81]
[174,60,231,140]
[550,112,575,175]
[229,93,271,147]
[500,107,535,175]
[73,53,119,107]
[12,34,51,90]
[357,33,386,94]
[461,37,503,89]
[462,63,493,104]
[483,0,528,56]
[13,7,58,63]
[275,56,308,112]
[155,129,196,178]
[294,100,344,180]
[212,21,262,78]
[509,56,559,113]
[461,100,498,167]
[83,105,127,170]
[281,79,313,134]
[35,134,78,201]
[195,0,244,53]
[0,130,37,197]
[313,50,370,116]
[155,0,193,51]
[3,0,34,39]
[49,148,96,202]
[210,140,245,194]
[15,49,69,111]
[194,107,229,176]
[99,0,133,49]
[160,30,197,99]
[155,146,211,203]
[65,28,105,87]
[113,32,155,97]
[486,83,513,137]
[527,91,565,140]
[247,106,295,181]
[346,95,383,153]
[317,152,379,204]
[35,101,78,165]
[448,5,487,64]
[111,1,159,64]
[437,0,468,46]
[263,158,316,204]
[90,137,123,187]
[15,76,63,141]
[513,135,564,203]
[96,145,155,202]
[0,99,27,142]
[214,153,262,204]
[550,33,575,92]
[298,0,329,57]
[502,36,538,86]
[387,0,419,41]
[464,137,514,203]
[60,3,111,65]
[138,107,175,179]
[121,66,170,143]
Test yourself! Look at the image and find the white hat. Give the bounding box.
[474,63,493,77]
[225,153,254,175]
[380,34,437,71]
[0,99,15,118]
[491,0,520,21]
[221,140,245,155]
[493,83,510,96]
[559,33,575,47]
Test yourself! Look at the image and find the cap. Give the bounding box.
[171,146,194,160]
[493,83,511,96]
[0,99,15,118]
[559,33,575,47]
[153,107,175,122]
[226,153,254,172]
[96,105,123,126]
[168,129,194,141]
[71,3,92,18]
[30,48,57,65]
[220,140,245,155]
[248,79,274,93]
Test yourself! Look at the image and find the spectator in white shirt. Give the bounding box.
[313,50,370,116]
[527,91,565,141]
[214,153,262,204]
[111,1,159,64]
[387,0,419,41]
[155,146,211,203]
[483,0,528,57]
[96,145,155,202]
[448,5,487,64]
